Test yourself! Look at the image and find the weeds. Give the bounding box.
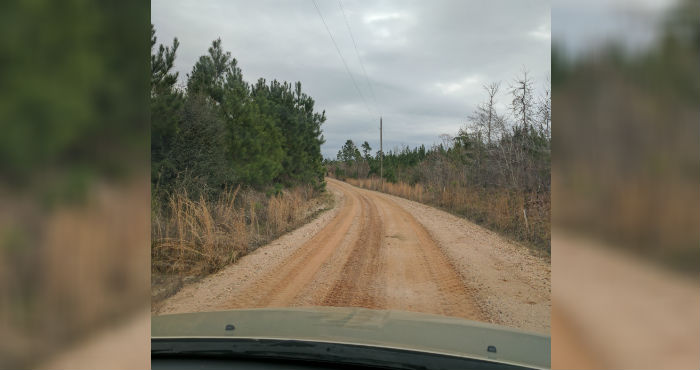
[151,184,328,304]
[346,177,550,255]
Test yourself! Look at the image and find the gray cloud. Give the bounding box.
[553,0,675,58]
[152,0,550,158]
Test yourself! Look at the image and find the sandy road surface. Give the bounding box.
[551,231,699,369]
[156,178,550,333]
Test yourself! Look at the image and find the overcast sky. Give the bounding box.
[152,0,551,158]
[553,0,676,58]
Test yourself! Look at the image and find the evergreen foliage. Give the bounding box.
[151,26,327,204]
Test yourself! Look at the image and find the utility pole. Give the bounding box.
[380,116,383,189]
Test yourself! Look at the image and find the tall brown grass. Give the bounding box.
[151,185,330,303]
[346,177,550,255]
[1,177,150,368]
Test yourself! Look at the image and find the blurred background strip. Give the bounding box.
[552,0,699,368]
[0,0,150,368]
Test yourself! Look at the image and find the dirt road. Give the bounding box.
[156,178,550,333]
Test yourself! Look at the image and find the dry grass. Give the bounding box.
[152,186,245,275]
[346,177,550,254]
[0,177,150,368]
[151,184,330,304]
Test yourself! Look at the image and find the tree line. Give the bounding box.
[330,70,550,193]
[328,70,551,251]
[151,25,326,206]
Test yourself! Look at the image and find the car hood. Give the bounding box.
[152,306,550,369]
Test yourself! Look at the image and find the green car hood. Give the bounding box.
[152,306,550,369]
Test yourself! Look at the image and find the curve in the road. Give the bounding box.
[210,178,486,323]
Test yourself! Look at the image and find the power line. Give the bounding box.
[338,0,380,116]
[311,0,371,115]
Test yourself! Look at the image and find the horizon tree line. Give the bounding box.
[329,68,551,194]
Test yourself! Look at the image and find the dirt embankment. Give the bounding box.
[155,178,551,334]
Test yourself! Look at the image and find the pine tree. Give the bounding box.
[151,24,184,195]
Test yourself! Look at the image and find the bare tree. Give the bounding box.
[537,75,551,137]
[483,82,500,144]
[438,133,454,149]
[467,82,502,145]
[510,68,535,132]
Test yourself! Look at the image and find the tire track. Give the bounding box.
[321,191,385,308]
[365,190,487,321]
[215,183,361,309]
